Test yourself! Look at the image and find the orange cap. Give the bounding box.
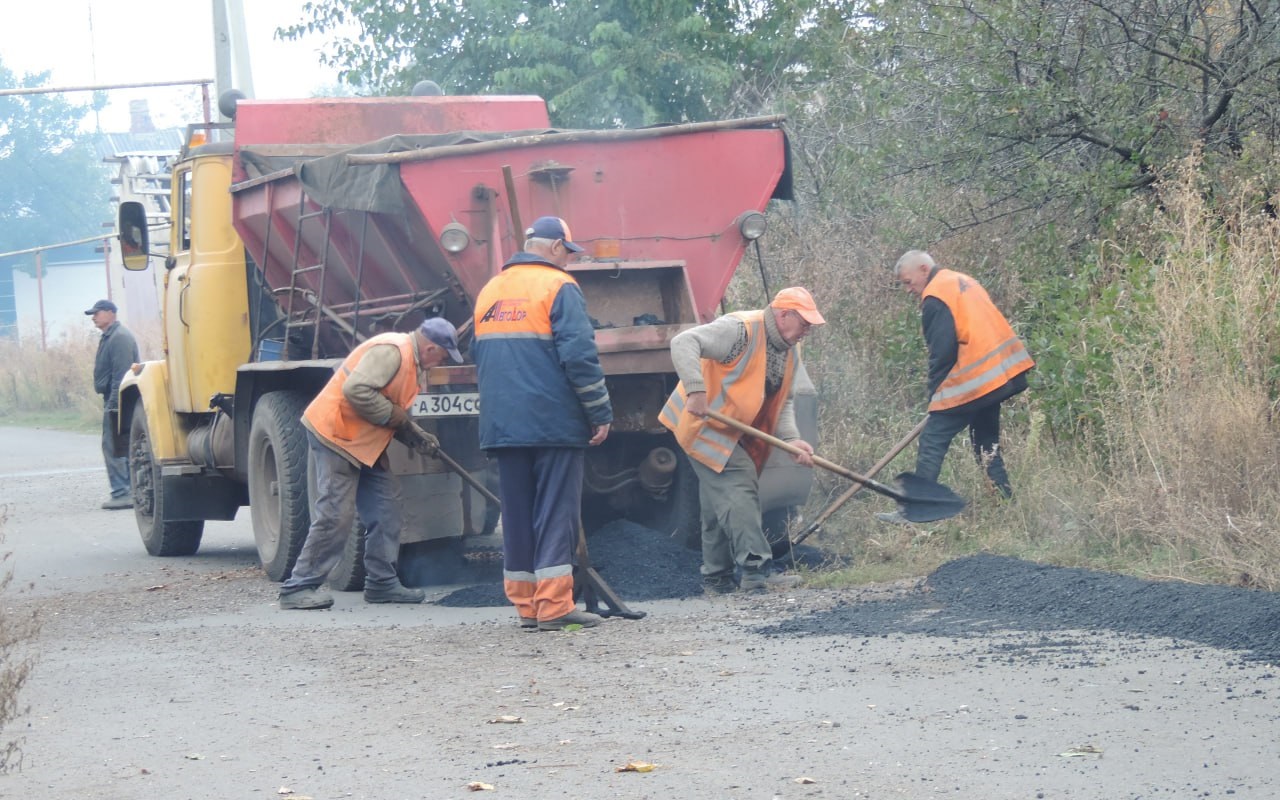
[771,286,825,325]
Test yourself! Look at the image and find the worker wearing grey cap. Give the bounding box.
[86,299,139,510]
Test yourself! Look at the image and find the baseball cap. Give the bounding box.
[771,287,825,325]
[85,299,118,315]
[418,317,463,363]
[525,216,584,253]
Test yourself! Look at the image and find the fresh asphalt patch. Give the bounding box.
[760,552,1280,664]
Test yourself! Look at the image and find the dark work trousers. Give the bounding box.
[494,447,584,622]
[916,402,1012,497]
[281,431,404,593]
[102,409,130,499]
[689,444,773,580]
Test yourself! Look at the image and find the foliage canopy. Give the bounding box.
[283,0,854,127]
[0,60,109,261]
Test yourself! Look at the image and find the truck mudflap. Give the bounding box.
[157,464,246,521]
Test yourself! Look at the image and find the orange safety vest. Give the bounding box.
[303,333,420,467]
[659,311,795,474]
[921,269,1034,411]
[474,262,577,340]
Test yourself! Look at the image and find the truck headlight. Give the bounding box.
[735,211,767,241]
[440,222,471,253]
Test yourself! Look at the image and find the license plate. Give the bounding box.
[411,392,480,417]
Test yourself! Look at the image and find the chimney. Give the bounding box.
[129,99,156,133]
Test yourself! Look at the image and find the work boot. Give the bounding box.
[538,609,603,631]
[518,616,539,631]
[874,510,911,525]
[364,582,426,604]
[101,496,133,510]
[739,571,801,592]
[279,587,335,610]
[702,575,737,595]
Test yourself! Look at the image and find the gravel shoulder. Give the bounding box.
[2,426,1278,799]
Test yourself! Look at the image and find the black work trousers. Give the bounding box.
[915,402,1011,497]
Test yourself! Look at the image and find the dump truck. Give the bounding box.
[116,91,814,589]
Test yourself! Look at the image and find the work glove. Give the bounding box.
[386,405,411,430]
[412,429,440,457]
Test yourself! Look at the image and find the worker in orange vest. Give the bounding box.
[278,317,462,609]
[882,250,1034,522]
[660,287,824,594]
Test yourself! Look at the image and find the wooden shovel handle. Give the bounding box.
[704,410,905,500]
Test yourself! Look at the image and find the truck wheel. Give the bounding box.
[248,390,312,582]
[327,524,366,592]
[130,410,204,556]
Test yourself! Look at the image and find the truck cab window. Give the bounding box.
[179,169,192,251]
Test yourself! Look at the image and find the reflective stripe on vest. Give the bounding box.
[302,333,419,467]
[659,311,794,473]
[921,269,1034,411]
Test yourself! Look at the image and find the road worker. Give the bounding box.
[278,317,462,609]
[473,216,613,631]
[880,250,1034,522]
[660,287,823,593]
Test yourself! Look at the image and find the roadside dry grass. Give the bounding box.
[0,334,99,432]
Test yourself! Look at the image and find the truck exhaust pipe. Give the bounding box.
[187,412,236,471]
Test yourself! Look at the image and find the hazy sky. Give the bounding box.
[0,0,344,131]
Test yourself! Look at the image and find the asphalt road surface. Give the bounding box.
[1,425,1276,799]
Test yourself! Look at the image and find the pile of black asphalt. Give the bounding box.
[432,522,1280,663]
[432,518,829,608]
[760,553,1280,664]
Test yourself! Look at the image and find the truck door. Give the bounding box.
[166,157,252,414]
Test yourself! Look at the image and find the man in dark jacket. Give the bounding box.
[86,299,140,509]
[882,251,1034,521]
[473,216,613,632]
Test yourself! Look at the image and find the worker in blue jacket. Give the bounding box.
[473,216,613,632]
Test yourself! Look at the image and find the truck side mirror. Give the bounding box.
[118,201,151,271]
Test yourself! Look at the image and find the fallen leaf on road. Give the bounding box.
[184,753,204,760]
[794,776,817,784]
[1059,744,1103,758]
[145,585,167,591]
[488,715,524,724]
[615,761,658,773]
[491,743,519,750]
[466,781,495,791]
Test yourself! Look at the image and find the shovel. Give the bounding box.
[790,416,928,545]
[705,410,966,524]
[407,422,501,505]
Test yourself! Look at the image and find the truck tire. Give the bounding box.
[327,524,366,592]
[248,390,312,582]
[130,410,204,556]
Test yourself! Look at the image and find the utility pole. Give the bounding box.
[212,0,255,120]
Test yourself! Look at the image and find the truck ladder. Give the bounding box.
[284,193,337,360]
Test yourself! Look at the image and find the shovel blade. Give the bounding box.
[894,472,967,523]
